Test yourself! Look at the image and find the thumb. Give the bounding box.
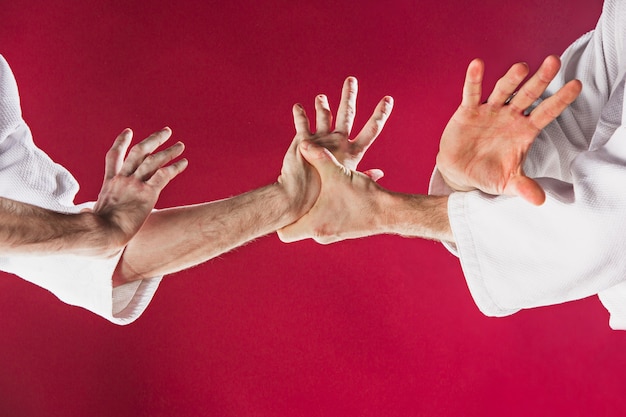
[505,175,546,206]
[299,140,344,178]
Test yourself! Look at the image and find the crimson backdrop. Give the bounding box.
[1,1,621,416]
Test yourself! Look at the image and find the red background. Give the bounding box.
[1,1,623,416]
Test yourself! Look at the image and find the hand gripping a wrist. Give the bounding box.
[278,77,393,241]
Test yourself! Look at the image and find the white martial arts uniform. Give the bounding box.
[430,0,626,330]
[0,55,161,325]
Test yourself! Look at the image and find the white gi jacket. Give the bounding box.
[0,55,161,325]
[431,0,626,329]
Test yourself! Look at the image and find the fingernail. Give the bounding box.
[384,96,394,106]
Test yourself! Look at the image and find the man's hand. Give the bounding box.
[279,141,388,244]
[278,140,452,244]
[436,55,582,205]
[277,77,393,223]
[92,127,188,254]
[113,81,393,283]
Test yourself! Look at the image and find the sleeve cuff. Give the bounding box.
[428,167,520,317]
[1,250,162,325]
[428,167,459,255]
[447,192,521,317]
[599,283,626,330]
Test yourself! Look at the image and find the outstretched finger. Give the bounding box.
[121,127,173,175]
[292,103,311,136]
[461,58,484,108]
[134,142,186,181]
[145,158,189,189]
[486,62,529,106]
[104,128,133,180]
[335,76,358,135]
[504,175,546,206]
[528,79,582,130]
[315,94,332,134]
[353,96,393,153]
[509,55,561,111]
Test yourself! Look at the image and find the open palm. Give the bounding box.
[437,55,582,205]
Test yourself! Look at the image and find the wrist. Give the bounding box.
[364,185,398,236]
[0,201,122,257]
[435,155,478,193]
[271,180,315,227]
[75,211,125,258]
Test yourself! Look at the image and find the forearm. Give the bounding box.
[380,191,453,242]
[0,197,115,257]
[114,183,296,283]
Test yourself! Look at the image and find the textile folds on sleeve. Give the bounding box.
[430,0,626,330]
[0,55,161,325]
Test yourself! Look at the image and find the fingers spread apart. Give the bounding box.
[466,56,571,114]
[290,76,392,171]
[108,127,188,185]
[119,127,172,176]
[134,142,186,183]
[528,79,582,130]
[487,62,529,106]
[508,55,561,111]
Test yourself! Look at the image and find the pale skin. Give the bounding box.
[114,77,393,284]
[0,127,188,258]
[279,56,583,244]
[0,77,392,287]
[1,57,582,290]
[437,55,582,205]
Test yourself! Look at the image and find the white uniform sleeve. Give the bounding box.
[430,0,626,329]
[0,55,161,325]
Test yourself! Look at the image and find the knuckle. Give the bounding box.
[521,88,538,102]
[366,121,382,137]
[148,171,168,187]
[105,148,120,159]
[134,141,150,152]
[142,154,157,165]
[312,223,337,241]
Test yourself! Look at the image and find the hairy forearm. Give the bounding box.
[114,183,296,284]
[0,197,114,256]
[381,192,453,242]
